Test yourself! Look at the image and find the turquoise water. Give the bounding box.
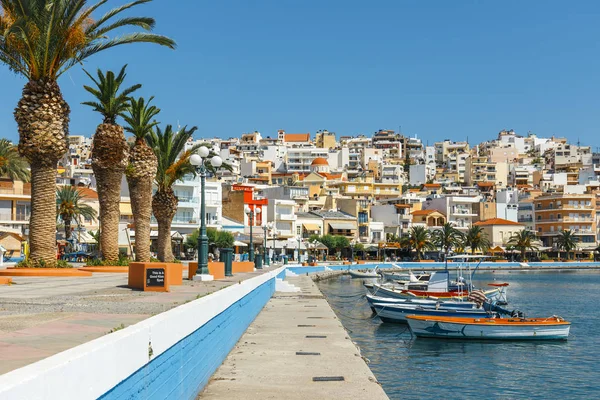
[316,271,600,399]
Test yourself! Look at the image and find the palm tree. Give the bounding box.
[0,139,29,182]
[56,186,97,240]
[433,223,464,267]
[83,65,141,263]
[465,225,491,255]
[123,96,160,262]
[506,229,539,261]
[147,125,198,262]
[556,230,577,260]
[0,0,175,266]
[405,226,434,261]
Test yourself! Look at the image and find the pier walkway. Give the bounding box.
[200,275,389,399]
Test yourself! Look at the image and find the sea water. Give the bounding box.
[316,271,600,400]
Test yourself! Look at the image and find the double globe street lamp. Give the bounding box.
[244,205,261,264]
[190,147,222,281]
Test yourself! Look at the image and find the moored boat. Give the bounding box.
[349,269,380,278]
[406,315,571,340]
[373,303,495,324]
[366,293,478,310]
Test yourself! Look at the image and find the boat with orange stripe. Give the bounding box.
[406,315,571,340]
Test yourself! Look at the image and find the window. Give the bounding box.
[296,226,301,236]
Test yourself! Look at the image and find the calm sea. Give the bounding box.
[316,271,600,400]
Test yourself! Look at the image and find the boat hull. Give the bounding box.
[349,270,379,278]
[366,294,477,309]
[406,316,571,340]
[373,303,493,324]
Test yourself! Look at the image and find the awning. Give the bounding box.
[303,223,320,231]
[329,222,355,230]
[119,203,133,216]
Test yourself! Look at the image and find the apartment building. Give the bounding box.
[434,140,470,165]
[286,147,329,174]
[473,218,524,247]
[0,180,30,235]
[533,193,597,249]
[371,204,412,238]
[267,199,297,239]
[315,130,336,149]
[309,210,357,239]
[423,195,481,231]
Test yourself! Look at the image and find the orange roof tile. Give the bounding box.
[474,218,522,226]
[423,183,441,188]
[477,182,495,187]
[77,187,98,200]
[411,209,442,216]
[285,133,310,142]
[394,204,411,208]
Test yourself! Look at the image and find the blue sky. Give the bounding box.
[1,0,600,148]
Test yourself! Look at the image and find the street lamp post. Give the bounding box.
[244,205,261,263]
[350,239,356,264]
[262,223,269,266]
[190,148,222,281]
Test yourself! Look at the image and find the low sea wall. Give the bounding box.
[0,267,286,400]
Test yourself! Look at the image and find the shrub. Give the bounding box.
[15,258,73,268]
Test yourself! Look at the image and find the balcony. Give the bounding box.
[0,213,29,222]
[535,217,593,223]
[277,213,296,221]
[518,217,533,223]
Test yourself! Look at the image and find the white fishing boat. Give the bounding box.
[348,267,380,278]
[406,315,571,340]
[366,293,478,310]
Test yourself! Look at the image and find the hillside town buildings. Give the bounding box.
[3,128,600,260]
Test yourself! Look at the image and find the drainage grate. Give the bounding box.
[313,376,345,382]
[296,352,320,356]
[297,324,316,327]
[306,335,327,338]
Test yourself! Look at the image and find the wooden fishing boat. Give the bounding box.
[406,315,571,340]
[372,303,494,324]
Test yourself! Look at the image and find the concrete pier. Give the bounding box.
[200,275,389,399]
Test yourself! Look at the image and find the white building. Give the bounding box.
[423,195,481,231]
[286,147,329,174]
[267,199,297,239]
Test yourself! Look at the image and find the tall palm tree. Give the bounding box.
[507,229,539,261]
[465,225,491,255]
[0,139,29,182]
[83,65,140,263]
[433,223,464,267]
[405,226,434,261]
[556,230,577,260]
[123,96,160,262]
[147,125,198,262]
[0,0,175,266]
[56,186,97,240]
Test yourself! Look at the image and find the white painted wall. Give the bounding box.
[0,267,286,400]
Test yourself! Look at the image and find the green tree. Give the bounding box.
[186,228,234,253]
[506,229,539,261]
[433,223,464,267]
[0,139,29,182]
[464,225,491,255]
[123,96,160,262]
[0,0,175,267]
[83,65,140,263]
[308,234,321,243]
[56,186,97,240]
[318,234,336,255]
[406,226,435,261]
[333,235,350,257]
[556,229,577,260]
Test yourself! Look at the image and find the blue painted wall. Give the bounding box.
[100,278,276,400]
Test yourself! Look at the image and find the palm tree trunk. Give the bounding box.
[15,79,70,267]
[128,176,153,262]
[91,123,129,263]
[152,188,178,262]
[126,140,158,262]
[95,169,123,263]
[29,162,62,265]
[64,216,72,240]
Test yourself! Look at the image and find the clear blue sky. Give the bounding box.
[1,0,600,148]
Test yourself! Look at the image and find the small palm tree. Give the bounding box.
[0,139,29,182]
[56,186,97,240]
[507,229,539,261]
[0,0,175,266]
[465,225,491,255]
[556,230,577,260]
[433,223,464,268]
[406,226,435,261]
[83,65,140,263]
[123,97,160,262]
[147,125,199,262]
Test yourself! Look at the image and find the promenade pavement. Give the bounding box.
[0,265,280,374]
[200,274,389,400]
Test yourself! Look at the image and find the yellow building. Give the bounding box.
[473,218,524,247]
[315,130,336,149]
